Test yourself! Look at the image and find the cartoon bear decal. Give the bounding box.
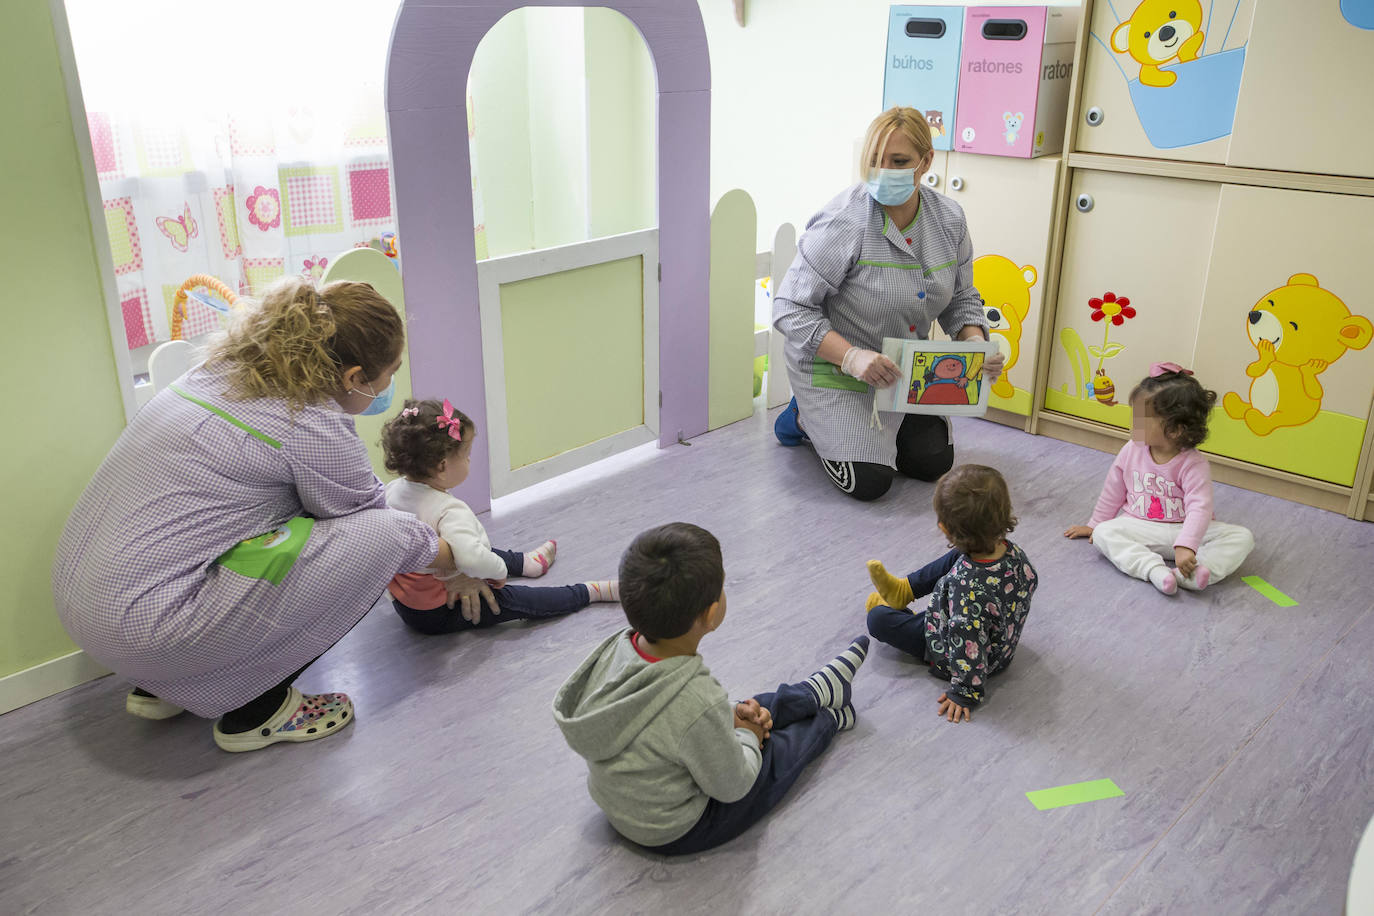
[973,255,1038,400]
[1110,0,1207,88]
[1222,273,1373,436]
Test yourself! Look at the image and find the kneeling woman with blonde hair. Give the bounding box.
[771,107,1003,501]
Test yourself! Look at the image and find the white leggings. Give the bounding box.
[1092,516,1255,583]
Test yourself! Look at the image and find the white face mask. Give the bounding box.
[865,168,917,206]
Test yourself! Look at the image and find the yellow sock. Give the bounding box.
[864,591,886,612]
[867,560,914,609]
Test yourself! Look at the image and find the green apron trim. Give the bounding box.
[925,258,957,275]
[857,260,926,270]
[216,516,314,585]
[882,200,923,237]
[902,199,922,233]
[169,384,282,449]
[811,359,870,392]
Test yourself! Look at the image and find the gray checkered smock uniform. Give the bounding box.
[772,184,987,467]
[52,362,438,717]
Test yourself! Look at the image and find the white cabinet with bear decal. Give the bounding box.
[1074,0,1255,164]
[1073,0,1374,179]
[945,152,1061,418]
[1045,171,1374,487]
[1189,185,1374,486]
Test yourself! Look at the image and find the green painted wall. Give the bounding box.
[501,257,645,467]
[471,10,536,258]
[1,0,127,678]
[585,9,656,240]
[471,8,655,257]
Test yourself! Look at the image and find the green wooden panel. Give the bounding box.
[501,257,644,468]
[320,248,410,480]
[709,189,756,430]
[2,0,127,676]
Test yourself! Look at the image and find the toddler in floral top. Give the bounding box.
[863,465,1037,723]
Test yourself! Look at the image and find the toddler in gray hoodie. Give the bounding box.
[553,522,869,855]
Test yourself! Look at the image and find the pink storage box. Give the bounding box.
[953,6,1078,158]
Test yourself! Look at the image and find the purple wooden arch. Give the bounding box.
[385,0,711,513]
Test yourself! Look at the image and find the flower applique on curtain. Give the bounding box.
[67,0,488,352]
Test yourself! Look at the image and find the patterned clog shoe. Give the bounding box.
[213,687,354,753]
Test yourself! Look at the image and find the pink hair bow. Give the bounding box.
[1149,361,1193,378]
[400,407,419,418]
[435,399,462,441]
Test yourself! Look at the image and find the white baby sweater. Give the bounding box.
[383,478,508,580]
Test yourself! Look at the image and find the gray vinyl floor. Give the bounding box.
[4,409,1373,915]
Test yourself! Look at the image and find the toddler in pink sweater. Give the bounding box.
[1064,363,1254,595]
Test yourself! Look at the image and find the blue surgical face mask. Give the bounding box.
[865,168,917,206]
[354,377,396,416]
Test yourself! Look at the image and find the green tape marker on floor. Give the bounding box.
[1242,575,1297,607]
[1026,778,1124,811]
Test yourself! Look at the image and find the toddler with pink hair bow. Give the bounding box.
[1064,364,1255,595]
[379,398,620,633]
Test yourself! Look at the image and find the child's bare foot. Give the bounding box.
[867,560,914,609]
[1148,565,1178,595]
[523,540,557,577]
[584,579,619,603]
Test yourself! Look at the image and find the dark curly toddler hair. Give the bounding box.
[1129,369,1217,449]
[933,465,1018,557]
[379,399,475,479]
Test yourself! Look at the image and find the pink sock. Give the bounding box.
[523,540,556,578]
[1148,566,1177,595]
[1194,565,1211,590]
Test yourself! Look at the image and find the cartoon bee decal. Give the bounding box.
[1093,369,1118,406]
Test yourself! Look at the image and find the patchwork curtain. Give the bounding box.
[67,0,487,352]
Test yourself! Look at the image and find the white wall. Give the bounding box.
[695,0,1081,251]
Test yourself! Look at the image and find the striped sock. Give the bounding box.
[826,704,857,732]
[584,580,619,603]
[804,636,869,710]
[523,540,557,578]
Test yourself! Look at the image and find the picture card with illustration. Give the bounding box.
[876,337,996,416]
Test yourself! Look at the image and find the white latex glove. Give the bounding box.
[982,351,1006,379]
[841,347,901,388]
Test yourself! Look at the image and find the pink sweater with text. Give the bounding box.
[1088,440,1214,551]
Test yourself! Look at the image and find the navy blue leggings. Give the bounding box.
[392,547,590,635]
[648,681,838,855]
[866,547,963,660]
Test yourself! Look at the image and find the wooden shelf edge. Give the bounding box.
[1064,152,1374,197]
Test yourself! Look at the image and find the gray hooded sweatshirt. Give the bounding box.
[553,627,763,847]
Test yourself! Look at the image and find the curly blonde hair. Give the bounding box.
[205,277,404,409]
